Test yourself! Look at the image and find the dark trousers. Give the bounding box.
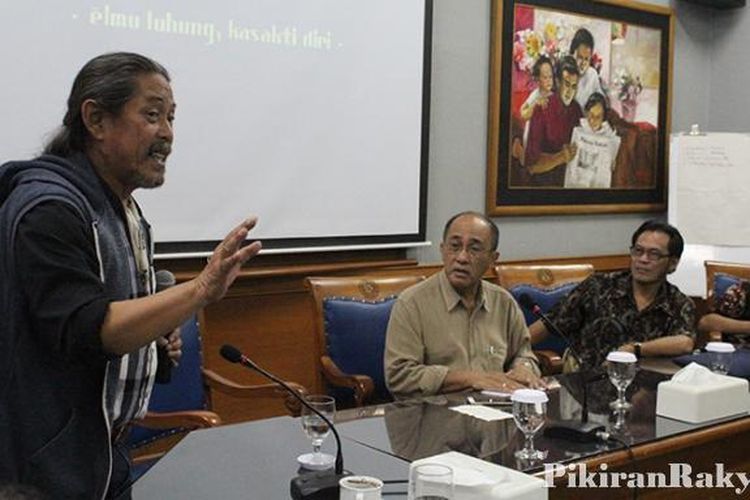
[107,441,132,500]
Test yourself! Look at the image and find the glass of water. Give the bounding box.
[298,394,336,470]
[606,351,638,411]
[705,341,735,375]
[511,389,548,461]
[409,463,453,500]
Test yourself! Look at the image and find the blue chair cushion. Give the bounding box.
[509,282,579,355]
[323,296,396,403]
[673,348,750,379]
[714,273,742,300]
[127,315,206,449]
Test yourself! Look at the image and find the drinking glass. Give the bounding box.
[339,475,384,500]
[297,394,336,470]
[611,407,628,433]
[705,341,735,375]
[409,463,453,500]
[606,351,638,411]
[511,389,548,461]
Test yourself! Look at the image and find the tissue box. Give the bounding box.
[656,372,750,423]
[409,451,547,500]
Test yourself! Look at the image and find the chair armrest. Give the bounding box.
[320,355,375,407]
[533,349,563,376]
[133,410,222,430]
[202,368,308,417]
[128,411,221,466]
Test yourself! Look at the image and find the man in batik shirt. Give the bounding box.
[529,220,696,371]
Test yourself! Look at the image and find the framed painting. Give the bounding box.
[486,0,673,216]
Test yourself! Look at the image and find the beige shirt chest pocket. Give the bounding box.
[480,342,508,373]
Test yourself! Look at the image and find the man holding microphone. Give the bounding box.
[0,52,261,499]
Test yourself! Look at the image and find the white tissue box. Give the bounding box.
[656,369,750,423]
[409,451,547,500]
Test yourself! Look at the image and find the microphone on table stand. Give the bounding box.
[518,294,606,442]
[220,344,350,499]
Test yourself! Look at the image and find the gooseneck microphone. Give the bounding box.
[220,344,349,500]
[518,293,573,348]
[518,294,606,441]
[154,269,177,384]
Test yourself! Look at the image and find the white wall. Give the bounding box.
[415,0,717,263]
[708,4,750,131]
[671,0,712,132]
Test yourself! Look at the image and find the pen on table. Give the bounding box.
[465,395,512,406]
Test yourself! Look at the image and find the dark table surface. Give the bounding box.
[337,366,749,474]
[133,363,750,498]
[132,415,410,500]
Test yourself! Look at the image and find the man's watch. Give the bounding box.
[633,342,643,359]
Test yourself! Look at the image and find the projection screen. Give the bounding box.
[0,0,431,257]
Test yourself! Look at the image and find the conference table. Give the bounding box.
[133,363,750,499]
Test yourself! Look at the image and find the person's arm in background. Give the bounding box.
[620,295,696,356]
[698,283,750,336]
[699,314,750,336]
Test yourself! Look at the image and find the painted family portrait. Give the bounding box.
[487,0,673,215]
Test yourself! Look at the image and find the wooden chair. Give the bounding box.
[494,263,594,375]
[306,275,424,407]
[703,260,750,343]
[128,314,307,472]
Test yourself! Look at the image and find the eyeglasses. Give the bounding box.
[445,241,490,258]
[629,245,670,261]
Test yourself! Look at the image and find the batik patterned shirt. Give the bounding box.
[715,281,750,320]
[546,270,696,369]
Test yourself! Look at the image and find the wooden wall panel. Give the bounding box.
[200,291,317,423]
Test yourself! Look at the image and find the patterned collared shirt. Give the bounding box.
[106,197,157,432]
[546,270,696,370]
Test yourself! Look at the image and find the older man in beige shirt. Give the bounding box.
[385,212,542,399]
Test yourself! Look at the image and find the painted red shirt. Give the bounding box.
[525,93,583,186]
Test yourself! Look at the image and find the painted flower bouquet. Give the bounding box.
[512,22,566,73]
[612,68,642,103]
[612,67,643,121]
[513,22,603,76]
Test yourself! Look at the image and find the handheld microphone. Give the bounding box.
[154,269,177,384]
[220,344,350,500]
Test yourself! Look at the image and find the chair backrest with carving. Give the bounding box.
[494,264,595,354]
[705,260,750,310]
[306,275,424,404]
